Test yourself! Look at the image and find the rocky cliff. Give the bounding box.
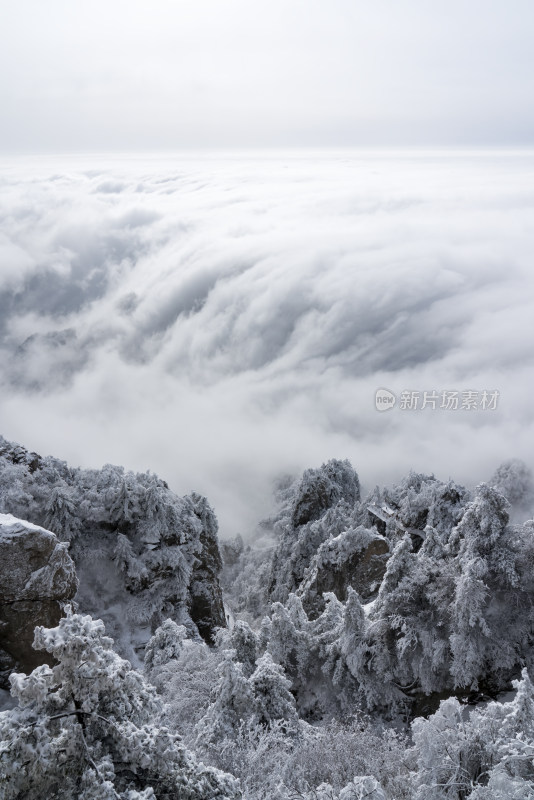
[0,436,227,659]
[0,514,78,687]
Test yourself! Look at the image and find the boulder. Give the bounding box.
[0,514,78,687]
[298,525,389,617]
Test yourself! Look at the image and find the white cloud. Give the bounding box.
[0,151,533,534]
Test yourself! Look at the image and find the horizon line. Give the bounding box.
[2,144,534,160]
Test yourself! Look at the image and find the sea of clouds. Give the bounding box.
[0,150,533,534]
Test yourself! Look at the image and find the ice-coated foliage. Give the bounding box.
[227,717,408,800]
[383,472,470,538]
[146,633,221,741]
[190,711,410,800]
[449,484,526,690]
[261,481,534,715]
[297,775,387,800]
[195,650,255,746]
[2,441,534,799]
[0,608,240,800]
[331,776,386,800]
[195,648,298,752]
[248,653,298,731]
[290,460,361,529]
[0,435,226,660]
[269,459,362,604]
[267,591,366,717]
[222,620,259,678]
[412,669,534,799]
[144,619,188,672]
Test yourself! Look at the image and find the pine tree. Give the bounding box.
[144,619,188,673]
[113,533,148,587]
[44,485,81,542]
[228,620,258,678]
[195,650,254,746]
[249,653,298,732]
[450,484,521,689]
[0,608,240,800]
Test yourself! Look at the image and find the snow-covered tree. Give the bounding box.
[249,653,298,731]
[449,484,524,689]
[144,619,188,673]
[0,608,240,799]
[113,533,149,589]
[324,589,366,711]
[44,485,81,542]
[196,647,298,750]
[0,436,227,664]
[225,620,259,678]
[298,776,387,800]
[195,650,254,746]
[149,637,221,742]
[412,669,534,799]
[338,776,387,800]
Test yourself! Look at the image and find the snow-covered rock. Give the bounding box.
[0,435,228,657]
[0,514,78,687]
[188,493,227,644]
[269,459,363,603]
[291,459,360,529]
[298,526,389,616]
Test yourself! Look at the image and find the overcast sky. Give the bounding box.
[1,0,534,152]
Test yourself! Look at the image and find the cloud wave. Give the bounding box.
[1,151,533,534]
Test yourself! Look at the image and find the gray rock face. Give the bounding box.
[269,460,363,603]
[0,435,229,654]
[0,514,78,687]
[298,526,389,617]
[188,494,226,644]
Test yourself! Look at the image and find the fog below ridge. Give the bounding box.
[1,150,533,535]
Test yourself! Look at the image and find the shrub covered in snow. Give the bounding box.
[0,608,240,800]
